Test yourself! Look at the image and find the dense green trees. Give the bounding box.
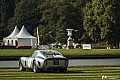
[38,0,84,44]
[83,0,120,47]
[0,0,15,39]
[0,0,120,47]
[10,0,41,34]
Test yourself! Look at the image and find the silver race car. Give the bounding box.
[19,50,69,73]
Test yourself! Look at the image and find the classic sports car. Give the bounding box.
[19,50,69,73]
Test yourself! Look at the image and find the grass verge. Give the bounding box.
[0,67,120,80]
[56,49,120,55]
[0,49,120,56]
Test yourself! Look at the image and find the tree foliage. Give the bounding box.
[10,0,41,34]
[83,0,120,47]
[0,0,120,47]
[38,0,84,44]
[0,0,15,39]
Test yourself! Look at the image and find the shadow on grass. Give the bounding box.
[38,70,84,74]
[20,69,84,73]
[0,67,84,73]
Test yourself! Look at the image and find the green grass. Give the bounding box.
[56,49,120,55]
[0,49,120,56]
[0,67,120,80]
[0,49,34,56]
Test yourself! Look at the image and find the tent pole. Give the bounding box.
[31,39,33,48]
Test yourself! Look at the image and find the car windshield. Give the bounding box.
[41,51,61,57]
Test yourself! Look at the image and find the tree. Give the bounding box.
[92,0,118,47]
[82,1,95,43]
[10,0,41,35]
[39,0,84,44]
[83,0,120,47]
[111,0,120,48]
[0,0,15,39]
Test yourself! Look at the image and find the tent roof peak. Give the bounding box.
[15,25,36,38]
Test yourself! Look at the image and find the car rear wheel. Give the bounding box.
[33,62,40,73]
[19,62,26,71]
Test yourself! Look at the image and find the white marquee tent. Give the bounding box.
[3,26,19,46]
[3,25,37,48]
[15,25,37,48]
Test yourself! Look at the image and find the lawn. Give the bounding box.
[56,49,120,55]
[0,49,34,56]
[0,67,120,80]
[0,49,120,56]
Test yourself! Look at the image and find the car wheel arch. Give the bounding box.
[32,59,41,73]
[19,59,22,65]
[32,59,36,68]
[19,59,26,71]
[19,59,27,67]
